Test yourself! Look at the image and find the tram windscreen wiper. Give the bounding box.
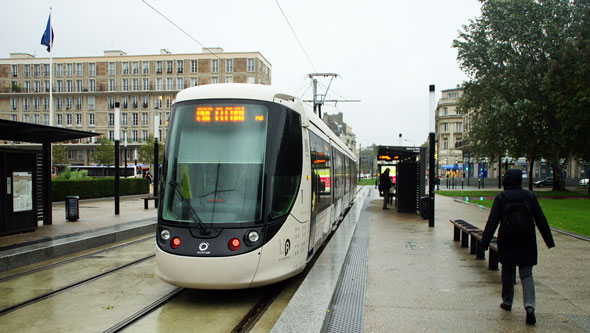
[168,179,209,235]
[197,188,234,198]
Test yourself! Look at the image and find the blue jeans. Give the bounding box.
[501,264,535,310]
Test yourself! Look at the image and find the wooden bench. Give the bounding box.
[143,196,159,209]
[450,219,499,271]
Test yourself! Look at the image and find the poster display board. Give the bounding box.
[13,171,33,212]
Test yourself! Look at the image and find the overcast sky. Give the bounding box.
[0,0,482,148]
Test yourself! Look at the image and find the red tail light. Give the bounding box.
[171,237,181,249]
[228,238,241,251]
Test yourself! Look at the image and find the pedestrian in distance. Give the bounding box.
[145,172,153,184]
[379,168,393,210]
[480,169,555,325]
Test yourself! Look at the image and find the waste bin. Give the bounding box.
[65,195,80,221]
[420,196,429,219]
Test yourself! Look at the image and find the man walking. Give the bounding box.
[379,168,392,210]
[481,169,555,325]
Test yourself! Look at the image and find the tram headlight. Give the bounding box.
[160,229,171,241]
[247,231,260,243]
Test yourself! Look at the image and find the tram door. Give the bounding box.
[308,132,331,259]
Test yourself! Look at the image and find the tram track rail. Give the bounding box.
[0,235,154,283]
[0,254,154,317]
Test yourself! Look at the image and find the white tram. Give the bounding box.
[156,84,357,289]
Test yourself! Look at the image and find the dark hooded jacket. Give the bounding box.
[481,169,555,266]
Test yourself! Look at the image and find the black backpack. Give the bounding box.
[501,192,535,240]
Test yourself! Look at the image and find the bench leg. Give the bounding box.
[144,200,148,209]
[454,226,461,242]
[470,234,477,255]
[488,250,498,270]
[476,240,485,260]
[461,230,469,248]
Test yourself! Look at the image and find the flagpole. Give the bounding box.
[49,7,53,127]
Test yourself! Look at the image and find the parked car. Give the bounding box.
[534,177,553,188]
[579,178,589,187]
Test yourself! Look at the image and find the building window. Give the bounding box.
[132,130,138,142]
[166,77,172,90]
[142,130,149,142]
[132,61,139,75]
[121,112,128,126]
[142,96,148,109]
[225,59,233,72]
[43,114,49,125]
[43,97,49,110]
[176,77,184,89]
[132,78,139,91]
[24,114,30,123]
[88,96,95,110]
[142,112,149,126]
[34,98,40,110]
[11,98,17,110]
[88,113,95,126]
[109,113,115,126]
[65,97,72,110]
[34,81,40,92]
[108,62,116,75]
[157,78,164,91]
[44,64,50,76]
[190,77,198,87]
[122,79,129,91]
[34,64,41,76]
[11,64,18,77]
[212,59,219,73]
[166,60,173,73]
[66,63,73,76]
[211,76,219,84]
[24,98,30,111]
[24,64,31,77]
[11,114,17,122]
[57,114,63,125]
[166,96,171,108]
[75,97,82,110]
[34,114,40,124]
[76,80,83,92]
[247,58,255,72]
[132,113,138,126]
[66,113,72,126]
[143,78,149,91]
[109,79,116,91]
[156,61,163,74]
[56,64,63,76]
[122,96,128,109]
[142,61,150,75]
[456,122,462,132]
[76,113,82,126]
[191,60,198,73]
[66,80,72,92]
[89,79,95,92]
[108,130,114,141]
[24,81,31,92]
[132,96,138,109]
[56,98,62,110]
[108,96,115,110]
[122,62,129,75]
[225,76,233,83]
[89,63,96,76]
[76,63,83,76]
[177,60,184,73]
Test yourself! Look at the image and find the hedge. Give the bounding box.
[52,177,150,202]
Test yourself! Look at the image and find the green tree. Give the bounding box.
[91,137,115,167]
[52,143,68,166]
[453,0,586,190]
[138,135,165,166]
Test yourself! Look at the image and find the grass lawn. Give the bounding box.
[358,178,377,186]
[462,198,590,237]
[437,190,588,198]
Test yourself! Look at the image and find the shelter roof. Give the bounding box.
[0,119,100,144]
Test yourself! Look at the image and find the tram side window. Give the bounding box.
[310,132,331,212]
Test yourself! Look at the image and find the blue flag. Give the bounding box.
[40,14,54,52]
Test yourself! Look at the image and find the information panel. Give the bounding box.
[13,171,33,212]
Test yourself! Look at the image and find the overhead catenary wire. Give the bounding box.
[142,0,223,61]
[274,0,318,73]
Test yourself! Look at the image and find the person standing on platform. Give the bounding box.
[480,169,555,325]
[379,168,392,210]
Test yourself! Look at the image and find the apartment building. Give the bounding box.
[0,48,272,165]
[435,88,464,177]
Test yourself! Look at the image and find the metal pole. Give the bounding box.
[114,102,120,215]
[428,84,436,227]
[154,114,160,203]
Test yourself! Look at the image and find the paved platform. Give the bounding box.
[0,195,157,272]
[275,187,590,332]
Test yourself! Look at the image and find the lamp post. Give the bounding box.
[153,110,160,201]
[114,102,120,215]
[428,85,436,227]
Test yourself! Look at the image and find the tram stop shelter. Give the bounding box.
[0,119,99,236]
[377,145,427,214]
